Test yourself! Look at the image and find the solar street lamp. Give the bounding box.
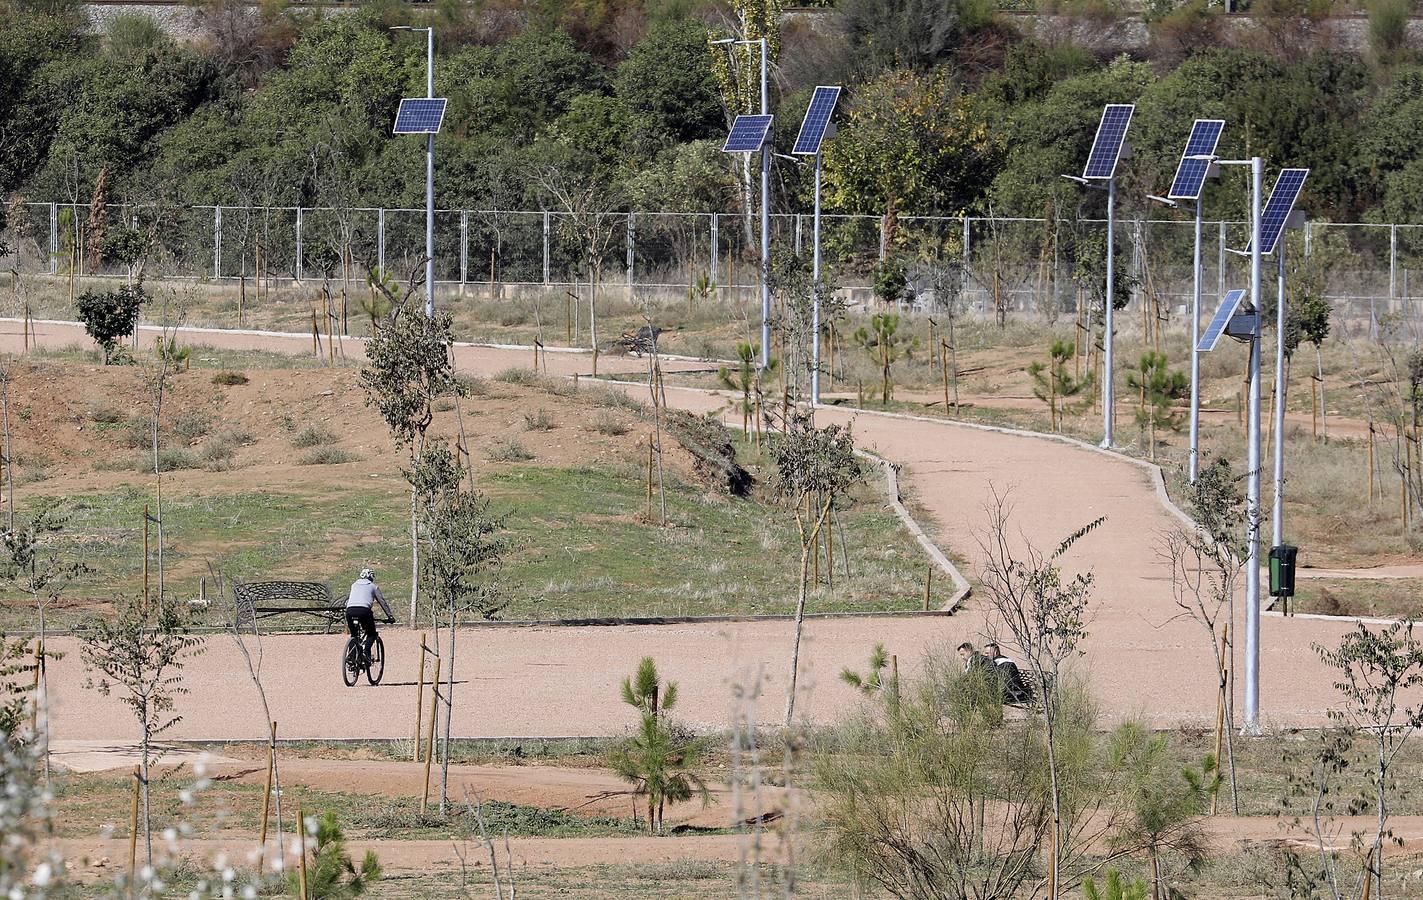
[1210,154,1263,733]
[1063,104,1135,449]
[392,25,442,318]
[712,37,772,370]
[790,86,841,407]
[1148,120,1225,483]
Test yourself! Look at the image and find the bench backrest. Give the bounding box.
[234,581,337,622]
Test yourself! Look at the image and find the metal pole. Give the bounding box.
[47,204,58,275]
[542,211,550,285]
[295,207,303,283]
[1102,177,1117,448]
[758,37,771,369]
[1272,240,1287,548]
[1218,220,1227,300]
[377,208,385,274]
[459,210,468,286]
[811,151,823,406]
[1244,156,1263,735]
[214,206,222,280]
[710,213,719,284]
[1390,223,1398,309]
[1189,196,1203,482]
[626,212,635,290]
[424,26,435,318]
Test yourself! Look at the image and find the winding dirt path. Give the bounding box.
[4,320,1373,739]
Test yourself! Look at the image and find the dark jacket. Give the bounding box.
[993,656,1033,703]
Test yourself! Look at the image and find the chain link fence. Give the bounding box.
[4,202,1421,327]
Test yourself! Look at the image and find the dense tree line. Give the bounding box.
[5,0,1423,240]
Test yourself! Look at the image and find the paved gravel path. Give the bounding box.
[6,320,1368,739]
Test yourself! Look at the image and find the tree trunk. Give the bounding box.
[141,718,153,874]
[785,500,832,728]
[1045,691,1061,900]
[1316,344,1327,443]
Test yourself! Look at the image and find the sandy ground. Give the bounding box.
[47,817,1423,877]
[3,319,1396,744]
[50,744,781,829]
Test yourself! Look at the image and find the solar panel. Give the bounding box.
[723,114,774,153]
[1197,289,1247,353]
[1082,104,1135,180]
[1167,119,1225,201]
[793,86,841,155]
[393,98,448,135]
[1246,168,1309,256]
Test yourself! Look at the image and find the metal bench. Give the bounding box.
[234,581,343,631]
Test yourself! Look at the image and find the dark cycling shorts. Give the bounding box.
[345,606,377,652]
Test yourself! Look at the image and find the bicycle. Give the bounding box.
[342,630,386,687]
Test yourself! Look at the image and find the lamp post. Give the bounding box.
[713,37,771,370]
[393,25,436,318]
[1215,154,1264,734]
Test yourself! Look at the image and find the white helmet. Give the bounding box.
[359,568,375,581]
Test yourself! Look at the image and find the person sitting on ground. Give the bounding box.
[346,567,395,664]
[984,641,1034,705]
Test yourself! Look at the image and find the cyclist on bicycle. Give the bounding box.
[346,568,395,664]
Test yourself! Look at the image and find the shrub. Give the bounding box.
[591,413,629,436]
[120,419,154,449]
[292,424,336,448]
[299,447,357,466]
[495,367,539,385]
[213,426,256,447]
[523,409,556,431]
[87,403,124,424]
[171,412,211,443]
[75,284,147,364]
[211,371,248,386]
[487,440,533,462]
[150,449,200,472]
[200,439,237,471]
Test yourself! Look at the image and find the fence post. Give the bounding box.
[795,213,803,256]
[542,211,550,286]
[626,212,635,290]
[710,213,719,284]
[1131,218,1143,313]
[213,206,222,280]
[962,216,972,307]
[459,210,469,287]
[1304,221,1312,260]
[1390,223,1398,314]
[377,208,385,274]
[48,203,58,275]
[295,207,303,284]
[879,215,888,260]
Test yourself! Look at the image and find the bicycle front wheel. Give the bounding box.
[366,634,385,686]
[342,638,360,687]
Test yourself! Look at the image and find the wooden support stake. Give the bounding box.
[1368,424,1377,504]
[826,509,834,590]
[142,504,150,612]
[258,721,275,872]
[29,641,41,734]
[421,658,441,814]
[1211,624,1228,815]
[128,765,141,898]
[940,341,950,416]
[646,440,654,520]
[414,636,427,762]
[296,806,310,900]
[1311,377,1319,442]
[311,311,319,357]
[1360,846,1375,900]
[923,565,932,611]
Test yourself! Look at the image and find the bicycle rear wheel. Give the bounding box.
[366,634,385,686]
[342,638,360,687]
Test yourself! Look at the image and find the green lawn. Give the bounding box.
[0,456,935,631]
